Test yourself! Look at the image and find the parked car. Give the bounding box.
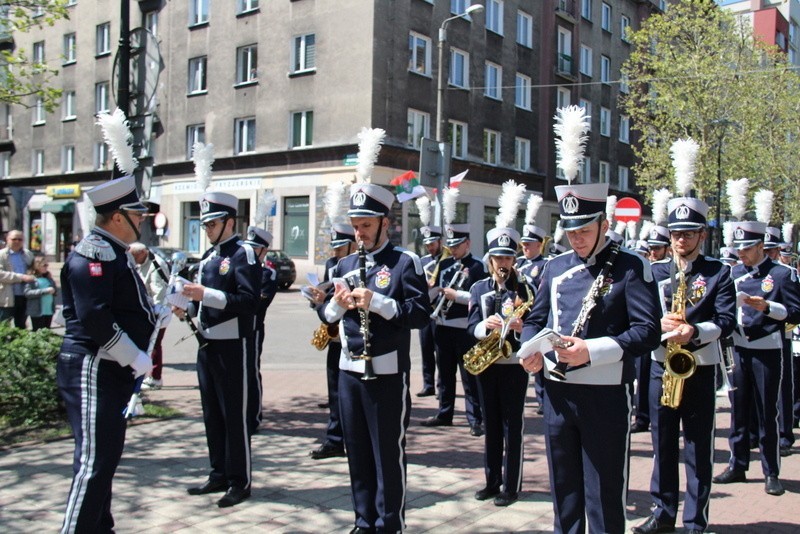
[265,250,296,290]
[150,246,201,281]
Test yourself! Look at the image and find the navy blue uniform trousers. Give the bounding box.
[248,326,266,434]
[418,319,437,392]
[779,337,795,448]
[58,352,133,534]
[324,341,343,447]
[633,353,652,427]
[648,362,715,531]
[339,370,410,533]
[197,338,252,489]
[434,325,482,426]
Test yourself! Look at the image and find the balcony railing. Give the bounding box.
[556,54,576,79]
[555,0,577,21]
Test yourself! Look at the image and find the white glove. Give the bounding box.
[130,351,153,378]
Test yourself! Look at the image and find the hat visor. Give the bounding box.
[348,208,386,218]
[422,237,441,245]
[331,239,352,249]
[667,222,705,231]
[647,240,669,246]
[734,239,762,251]
[487,247,517,257]
[120,201,149,212]
[243,239,268,248]
[200,211,229,223]
[763,243,781,250]
[520,237,544,243]
[560,213,603,231]
[445,237,467,247]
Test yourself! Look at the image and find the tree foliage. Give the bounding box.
[621,0,800,225]
[0,1,70,111]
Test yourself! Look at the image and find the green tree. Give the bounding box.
[621,0,800,225]
[0,1,70,111]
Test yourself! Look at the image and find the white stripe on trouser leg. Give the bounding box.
[620,387,632,524]
[396,372,408,532]
[241,338,251,489]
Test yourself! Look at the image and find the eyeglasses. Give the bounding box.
[671,231,698,240]
[201,220,219,230]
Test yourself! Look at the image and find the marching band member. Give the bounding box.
[773,223,797,456]
[416,195,442,398]
[519,106,661,533]
[633,139,736,534]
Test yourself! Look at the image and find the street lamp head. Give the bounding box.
[465,4,485,15]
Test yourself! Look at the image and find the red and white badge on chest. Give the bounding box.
[88,263,103,277]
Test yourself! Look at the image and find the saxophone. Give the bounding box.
[311,322,339,350]
[660,268,697,409]
[464,271,535,375]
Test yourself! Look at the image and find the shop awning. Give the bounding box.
[40,199,75,214]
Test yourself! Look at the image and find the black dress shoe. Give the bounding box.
[416,387,435,397]
[493,491,518,506]
[779,445,792,457]
[765,476,785,496]
[187,478,227,495]
[631,515,675,534]
[217,486,251,507]
[685,530,703,534]
[712,467,746,484]
[630,421,649,433]
[348,527,374,534]
[420,416,452,427]
[750,438,759,449]
[470,424,484,437]
[317,402,330,409]
[474,486,501,501]
[310,443,346,460]
[536,405,544,415]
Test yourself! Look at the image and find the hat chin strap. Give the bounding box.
[210,216,229,246]
[120,210,142,242]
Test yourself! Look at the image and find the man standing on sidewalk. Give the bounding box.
[0,229,35,325]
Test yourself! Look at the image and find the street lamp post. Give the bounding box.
[710,118,738,255]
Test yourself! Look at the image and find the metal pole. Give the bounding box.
[435,26,447,227]
[715,137,723,255]
[115,0,131,179]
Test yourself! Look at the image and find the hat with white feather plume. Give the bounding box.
[416,196,441,245]
[486,180,525,256]
[348,127,395,217]
[442,186,469,247]
[667,138,707,230]
[781,223,795,256]
[243,191,276,249]
[324,181,355,248]
[521,193,546,242]
[731,186,769,250]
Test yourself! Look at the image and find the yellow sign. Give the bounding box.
[46,184,82,199]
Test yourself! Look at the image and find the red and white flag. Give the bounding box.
[449,170,468,188]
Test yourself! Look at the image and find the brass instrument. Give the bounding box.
[464,270,535,375]
[353,242,377,381]
[660,268,697,409]
[718,335,737,392]
[311,322,339,351]
[430,260,468,322]
[428,247,452,287]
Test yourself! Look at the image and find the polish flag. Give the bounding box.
[449,170,468,188]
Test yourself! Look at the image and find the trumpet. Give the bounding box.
[661,268,697,409]
[428,246,451,287]
[430,261,467,322]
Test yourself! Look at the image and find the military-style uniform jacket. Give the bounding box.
[651,255,737,365]
[516,254,546,292]
[60,228,156,365]
[731,256,800,349]
[430,252,487,329]
[468,276,534,363]
[324,240,430,374]
[192,235,261,340]
[257,265,277,327]
[420,252,440,288]
[521,240,661,385]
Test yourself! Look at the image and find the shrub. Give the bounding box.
[0,322,63,427]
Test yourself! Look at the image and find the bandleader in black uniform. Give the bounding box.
[520,180,661,534]
[417,224,442,397]
[180,192,261,507]
[713,220,800,496]
[468,226,532,508]
[633,196,736,534]
[323,183,430,533]
[58,176,156,533]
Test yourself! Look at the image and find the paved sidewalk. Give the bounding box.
[1,290,799,532]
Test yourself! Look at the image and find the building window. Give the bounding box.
[32,98,45,125]
[95,82,110,113]
[580,157,591,183]
[190,0,209,26]
[601,2,612,32]
[517,10,533,48]
[62,145,75,173]
[579,98,591,130]
[581,0,593,20]
[600,107,611,137]
[292,33,316,73]
[291,110,313,148]
[188,56,207,93]
[599,160,610,183]
[62,91,76,121]
[621,15,631,42]
[96,22,111,56]
[32,149,45,176]
[515,73,531,110]
[580,45,592,76]
[619,73,630,94]
[600,55,610,83]
[94,142,109,170]
[236,45,258,84]
[618,165,630,191]
[450,0,468,14]
[557,87,571,108]
[234,117,256,154]
[186,124,205,159]
[63,33,76,64]
[145,11,158,36]
[449,120,468,159]
[238,0,259,14]
[33,41,45,63]
[487,0,504,36]
[619,115,630,143]
[408,32,432,76]
[483,129,500,165]
[283,196,310,257]
[407,108,430,149]
[515,137,530,171]
[0,153,9,178]
[449,48,469,88]
[557,27,572,74]
[484,61,502,100]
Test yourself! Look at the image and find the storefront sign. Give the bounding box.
[46,184,82,199]
[173,178,262,193]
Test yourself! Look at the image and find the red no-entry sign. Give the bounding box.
[615,197,642,223]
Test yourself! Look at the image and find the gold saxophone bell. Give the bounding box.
[660,268,697,409]
[311,323,339,351]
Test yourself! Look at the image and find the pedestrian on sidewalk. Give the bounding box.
[0,229,35,325]
[24,255,57,331]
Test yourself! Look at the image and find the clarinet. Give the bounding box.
[355,242,377,381]
[169,252,208,349]
[550,242,620,381]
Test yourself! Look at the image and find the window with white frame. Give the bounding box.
[515,73,531,110]
[96,22,111,55]
[188,56,207,93]
[484,129,500,165]
[517,10,533,48]
[33,41,45,63]
[33,98,45,125]
[408,32,432,76]
[62,90,76,120]
[32,150,44,176]
[515,137,530,171]
[292,33,316,73]
[234,117,256,154]
[62,145,75,173]
[618,165,630,191]
[145,11,158,36]
[236,45,258,84]
[449,120,468,159]
[63,33,76,63]
[557,27,572,72]
[600,107,611,137]
[190,0,209,25]
[450,0,467,14]
[621,15,631,42]
[601,2,612,32]
[291,110,313,148]
[581,0,593,20]
[487,0,504,35]
[485,61,502,100]
[94,142,109,170]
[580,157,591,183]
[599,160,610,183]
[556,87,571,108]
[580,45,592,76]
[449,48,469,88]
[407,108,430,149]
[0,153,9,178]
[619,115,630,143]
[186,124,205,159]
[600,55,610,83]
[619,73,630,93]
[95,82,109,113]
[659,0,666,11]
[238,0,259,14]
[579,98,591,129]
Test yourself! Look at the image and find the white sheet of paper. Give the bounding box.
[166,276,191,310]
[736,291,751,307]
[306,272,320,286]
[517,328,560,360]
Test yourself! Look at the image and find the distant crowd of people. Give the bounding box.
[0,229,57,331]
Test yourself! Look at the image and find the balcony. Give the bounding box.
[556,54,577,81]
[555,0,577,23]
